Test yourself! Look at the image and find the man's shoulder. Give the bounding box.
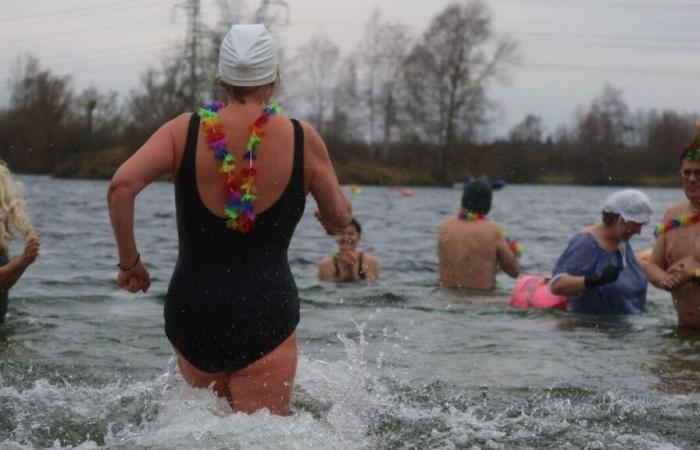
[664,201,689,217]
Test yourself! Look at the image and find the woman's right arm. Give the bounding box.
[549,233,596,296]
[0,236,40,292]
[549,274,586,296]
[303,122,352,233]
[108,114,187,293]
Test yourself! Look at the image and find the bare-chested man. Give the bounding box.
[438,180,520,290]
[647,126,700,328]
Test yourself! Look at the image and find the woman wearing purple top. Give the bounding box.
[550,190,652,315]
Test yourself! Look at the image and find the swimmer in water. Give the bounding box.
[108,24,351,415]
[318,218,379,282]
[438,180,520,290]
[646,124,700,328]
[550,189,652,315]
[0,161,41,322]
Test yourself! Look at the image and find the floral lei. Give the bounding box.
[457,208,524,258]
[198,101,282,233]
[654,210,700,237]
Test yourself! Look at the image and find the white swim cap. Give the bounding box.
[603,189,653,224]
[218,24,278,87]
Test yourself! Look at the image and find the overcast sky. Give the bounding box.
[1,0,698,136]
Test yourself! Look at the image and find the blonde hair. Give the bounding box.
[0,161,33,249]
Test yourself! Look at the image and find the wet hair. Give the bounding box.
[0,161,33,249]
[348,218,362,236]
[218,71,279,104]
[461,181,492,215]
[602,211,621,225]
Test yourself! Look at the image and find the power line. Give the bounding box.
[493,0,700,9]
[0,18,174,49]
[520,61,700,79]
[0,0,176,26]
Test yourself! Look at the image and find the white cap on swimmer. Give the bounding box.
[218,24,278,87]
[603,189,653,224]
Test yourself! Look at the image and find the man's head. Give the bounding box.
[461,181,492,215]
[680,123,700,204]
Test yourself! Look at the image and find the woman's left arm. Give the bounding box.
[0,236,41,292]
[108,115,185,293]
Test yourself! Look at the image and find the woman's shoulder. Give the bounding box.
[566,232,599,250]
[361,252,379,264]
[318,254,335,266]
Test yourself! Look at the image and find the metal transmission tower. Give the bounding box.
[173,0,202,109]
[254,0,290,25]
[186,0,201,109]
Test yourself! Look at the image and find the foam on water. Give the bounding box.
[4,321,696,450]
[0,326,386,450]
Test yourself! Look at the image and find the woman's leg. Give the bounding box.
[226,331,298,415]
[175,350,231,401]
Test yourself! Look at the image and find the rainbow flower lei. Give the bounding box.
[198,101,282,233]
[503,232,524,258]
[654,210,700,237]
[457,208,524,258]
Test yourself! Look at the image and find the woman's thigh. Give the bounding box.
[175,349,231,399]
[227,330,298,415]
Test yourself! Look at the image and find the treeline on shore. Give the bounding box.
[0,0,696,186]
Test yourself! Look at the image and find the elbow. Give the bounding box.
[107,176,138,205]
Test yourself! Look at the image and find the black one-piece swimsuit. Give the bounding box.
[165,113,306,373]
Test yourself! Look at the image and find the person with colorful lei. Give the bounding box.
[438,180,520,289]
[107,24,351,415]
[646,122,700,328]
[318,217,379,282]
[550,189,652,315]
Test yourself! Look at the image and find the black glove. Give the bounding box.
[584,265,622,290]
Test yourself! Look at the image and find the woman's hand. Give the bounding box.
[21,235,41,266]
[336,250,360,281]
[116,261,151,294]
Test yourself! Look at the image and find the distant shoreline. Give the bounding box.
[12,148,682,188]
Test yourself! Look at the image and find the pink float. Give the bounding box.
[510,275,567,310]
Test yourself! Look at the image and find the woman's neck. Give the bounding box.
[595,222,623,249]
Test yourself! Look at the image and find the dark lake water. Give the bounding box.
[1,176,699,449]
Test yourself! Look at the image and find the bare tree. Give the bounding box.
[400,0,517,183]
[354,11,412,160]
[510,114,544,144]
[572,83,631,183]
[6,55,74,170]
[288,34,340,136]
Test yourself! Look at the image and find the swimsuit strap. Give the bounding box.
[333,253,340,280]
[358,251,366,280]
[178,112,201,187]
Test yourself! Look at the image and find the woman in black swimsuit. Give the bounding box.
[107,24,351,415]
[318,218,379,282]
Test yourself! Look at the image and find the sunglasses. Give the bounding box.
[681,169,700,179]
